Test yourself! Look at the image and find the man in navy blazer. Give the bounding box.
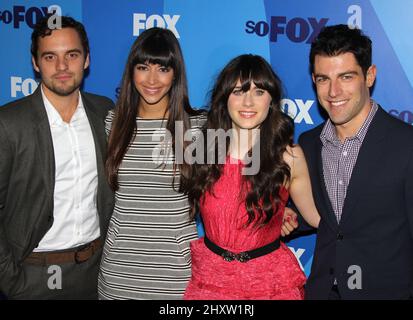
[297,24,413,299]
[0,15,114,299]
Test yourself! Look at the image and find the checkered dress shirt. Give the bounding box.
[320,101,378,222]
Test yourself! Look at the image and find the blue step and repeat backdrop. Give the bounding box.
[1,0,413,277]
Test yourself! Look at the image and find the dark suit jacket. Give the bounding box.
[0,87,114,297]
[299,106,413,299]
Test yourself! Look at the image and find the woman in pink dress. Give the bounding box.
[182,54,320,300]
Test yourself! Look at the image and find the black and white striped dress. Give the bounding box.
[98,111,206,300]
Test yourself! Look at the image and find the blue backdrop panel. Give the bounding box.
[0,0,81,104]
[1,0,413,277]
[82,0,164,99]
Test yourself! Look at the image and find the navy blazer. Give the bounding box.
[299,106,413,299]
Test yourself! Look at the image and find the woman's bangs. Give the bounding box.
[133,40,175,68]
[237,64,272,92]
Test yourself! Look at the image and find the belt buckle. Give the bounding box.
[221,250,251,262]
[74,242,92,264]
[235,251,251,263]
[74,250,85,264]
[221,251,236,262]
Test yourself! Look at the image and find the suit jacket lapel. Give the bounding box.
[339,107,389,226]
[81,93,107,226]
[314,137,339,229]
[31,87,55,195]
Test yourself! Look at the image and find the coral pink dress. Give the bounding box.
[184,157,306,300]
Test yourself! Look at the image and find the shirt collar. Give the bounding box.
[320,100,378,146]
[41,84,84,126]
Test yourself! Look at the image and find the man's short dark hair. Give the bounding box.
[309,24,372,76]
[31,15,90,60]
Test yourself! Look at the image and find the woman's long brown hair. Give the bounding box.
[183,54,294,228]
[106,27,200,191]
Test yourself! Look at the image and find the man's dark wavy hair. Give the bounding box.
[309,24,372,77]
[31,15,90,60]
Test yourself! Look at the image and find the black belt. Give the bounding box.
[204,235,280,263]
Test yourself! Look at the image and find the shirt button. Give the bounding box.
[342,151,348,156]
[338,180,343,185]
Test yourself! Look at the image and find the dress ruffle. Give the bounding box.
[184,239,305,300]
[184,157,306,300]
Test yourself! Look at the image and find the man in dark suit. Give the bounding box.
[0,15,114,299]
[297,24,413,299]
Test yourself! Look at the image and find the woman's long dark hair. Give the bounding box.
[184,54,294,228]
[106,27,199,191]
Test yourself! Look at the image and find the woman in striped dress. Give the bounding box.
[98,28,206,299]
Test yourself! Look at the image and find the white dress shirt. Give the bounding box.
[34,87,100,251]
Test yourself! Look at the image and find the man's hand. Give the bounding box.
[281,207,298,237]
